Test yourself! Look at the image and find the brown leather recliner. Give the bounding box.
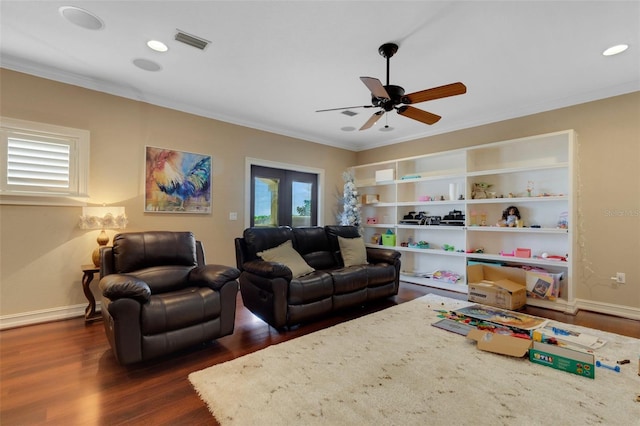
[99,231,240,365]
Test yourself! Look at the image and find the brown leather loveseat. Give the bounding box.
[235,225,401,329]
[99,231,240,365]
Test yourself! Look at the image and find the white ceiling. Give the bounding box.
[1,1,638,151]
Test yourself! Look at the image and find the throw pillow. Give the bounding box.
[338,236,368,267]
[257,240,315,278]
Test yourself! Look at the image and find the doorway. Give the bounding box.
[250,164,319,227]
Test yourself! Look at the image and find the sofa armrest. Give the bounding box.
[241,259,293,281]
[189,264,241,291]
[99,274,151,303]
[366,247,401,264]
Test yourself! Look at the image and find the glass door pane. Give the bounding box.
[254,176,279,227]
[291,180,312,227]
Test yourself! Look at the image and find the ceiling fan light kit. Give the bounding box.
[317,42,467,131]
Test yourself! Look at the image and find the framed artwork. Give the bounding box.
[145,146,211,213]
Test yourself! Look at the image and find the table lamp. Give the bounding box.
[79,206,127,266]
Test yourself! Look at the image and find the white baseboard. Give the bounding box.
[0,302,100,330]
[575,298,640,321]
[1,298,638,330]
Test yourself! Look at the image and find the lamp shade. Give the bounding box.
[80,206,127,267]
[79,206,127,230]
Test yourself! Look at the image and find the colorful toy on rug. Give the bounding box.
[434,309,531,339]
[454,304,548,335]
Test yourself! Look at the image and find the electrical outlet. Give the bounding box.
[616,272,626,284]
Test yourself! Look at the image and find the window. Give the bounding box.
[246,159,323,228]
[1,117,89,204]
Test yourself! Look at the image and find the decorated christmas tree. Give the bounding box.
[339,169,362,234]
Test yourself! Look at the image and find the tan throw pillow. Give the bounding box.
[257,240,315,278]
[338,236,368,267]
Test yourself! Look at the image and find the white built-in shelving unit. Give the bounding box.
[353,130,576,313]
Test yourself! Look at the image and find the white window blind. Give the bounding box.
[7,137,71,189]
[1,117,90,204]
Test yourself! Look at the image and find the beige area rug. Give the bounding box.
[189,295,640,425]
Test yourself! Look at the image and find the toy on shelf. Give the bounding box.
[470,211,489,226]
[441,210,465,226]
[431,270,463,283]
[406,240,430,249]
[471,182,493,199]
[497,206,521,227]
[381,229,396,246]
[466,248,485,254]
[534,252,568,262]
[557,211,568,229]
[399,211,427,225]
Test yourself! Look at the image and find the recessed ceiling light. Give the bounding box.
[59,6,104,30]
[603,44,629,56]
[147,40,169,53]
[340,126,356,132]
[133,58,162,72]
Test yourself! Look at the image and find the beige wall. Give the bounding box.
[0,69,355,318]
[357,92,640,313]
[1,68,638,321]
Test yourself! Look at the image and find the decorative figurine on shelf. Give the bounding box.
[471,182,492,199]
[497,206,521,227]
[557,211,569,229]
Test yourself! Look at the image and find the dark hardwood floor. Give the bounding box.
[1,282,638,425]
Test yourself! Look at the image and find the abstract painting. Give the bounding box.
[145,146,211,213]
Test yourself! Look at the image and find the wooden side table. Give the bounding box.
[81,264,101,322]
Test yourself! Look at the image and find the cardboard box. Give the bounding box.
[467,329,532,357]
[532,326,606,350]
[467,264,527,310]
[375,169,394,183]
[529,341,595,379]
[467,329,595,379]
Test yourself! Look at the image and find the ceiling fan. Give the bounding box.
[316,43,467,130]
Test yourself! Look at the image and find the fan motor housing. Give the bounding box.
[372,85,405,111]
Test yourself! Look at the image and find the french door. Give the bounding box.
[250,165,318,227]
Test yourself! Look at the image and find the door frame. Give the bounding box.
[244,157,325,229]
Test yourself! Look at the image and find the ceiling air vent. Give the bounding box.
[342,110,358,117]
[175,30,210,50]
